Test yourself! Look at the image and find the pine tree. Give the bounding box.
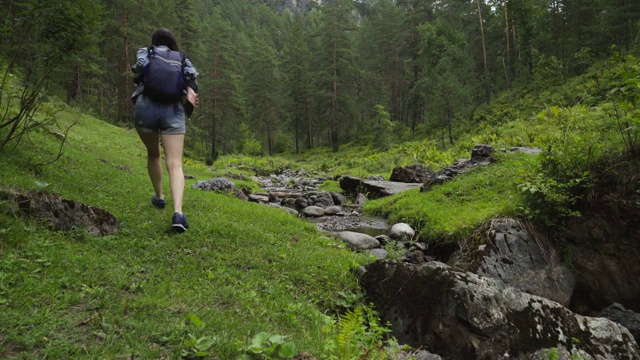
[316,0,358,151]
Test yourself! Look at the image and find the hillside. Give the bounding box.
[0,106,374,358]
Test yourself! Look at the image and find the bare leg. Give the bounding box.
[161,134,185,214]
[137,130,163,200]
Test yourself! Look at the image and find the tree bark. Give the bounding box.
[477,0,491,103]
[504,0,512,89]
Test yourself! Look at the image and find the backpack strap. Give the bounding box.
[146,46,155,59]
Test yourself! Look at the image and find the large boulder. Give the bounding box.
[390,164,436,183]
[361,260,640,360]
[449,218,575,307]
[565,197,640,314]
[598,303,640,344]
[339,176,423,199]
[336,231,380,250]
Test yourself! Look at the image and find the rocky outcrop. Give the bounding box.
[361,260,640,360]
[565,196,640,315]
[339,176,423,199]
[390,164,436,183]
[598,303,640,344]
[1,188,118,236]
[449,218,575,307]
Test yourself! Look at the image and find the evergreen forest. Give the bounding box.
[4,0,639,158]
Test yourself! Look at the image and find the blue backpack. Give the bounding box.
[142,46,186,102]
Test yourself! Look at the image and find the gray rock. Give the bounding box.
[340,176,423,199]
[354,193,368,205]
[192,178,236,192]
[295,191,335,209]
[390,164,436,183]
[598,303,640,343]
[369,248,389,260]
[471,144,495,158]
[192,178,248,201]
[337,231,381,250]
[366,175,386,181]
[248,194,270,203]
[302,206,325,217]
[375,235,392,246]
[329,191,349,205]
[449,218,575,307]
[324,206,342,215]
[266,203,299,216]
[389,223,415,240]
[361,260,640,360]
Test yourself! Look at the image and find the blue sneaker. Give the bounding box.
[151,195,166,209]
[172,212,189,233]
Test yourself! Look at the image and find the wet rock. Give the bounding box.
[361,260,640,360]
[337,231,381,250]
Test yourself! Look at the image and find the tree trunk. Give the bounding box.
[331,42,339,152]
[477,0,491,103]
[211,65,218,162]
[504,0,512,89]
[123,6,132,120]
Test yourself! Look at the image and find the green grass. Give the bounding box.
[363,152,537,242]
[0,104,371,358]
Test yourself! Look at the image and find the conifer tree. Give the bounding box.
[316,0,358,151]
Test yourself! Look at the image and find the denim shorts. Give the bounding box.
[134,95,186,134]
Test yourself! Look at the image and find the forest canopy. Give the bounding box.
[1,0,639,160]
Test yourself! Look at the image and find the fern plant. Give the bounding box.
[322,304,394,360]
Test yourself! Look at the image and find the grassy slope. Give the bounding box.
[0,106,370,358]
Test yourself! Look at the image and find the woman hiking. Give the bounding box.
[131,28,199,233]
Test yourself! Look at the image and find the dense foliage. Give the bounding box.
[2,0,639,159]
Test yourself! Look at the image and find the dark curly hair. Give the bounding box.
[151,28,179,51]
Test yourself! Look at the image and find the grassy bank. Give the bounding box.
[0,106,372,358]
